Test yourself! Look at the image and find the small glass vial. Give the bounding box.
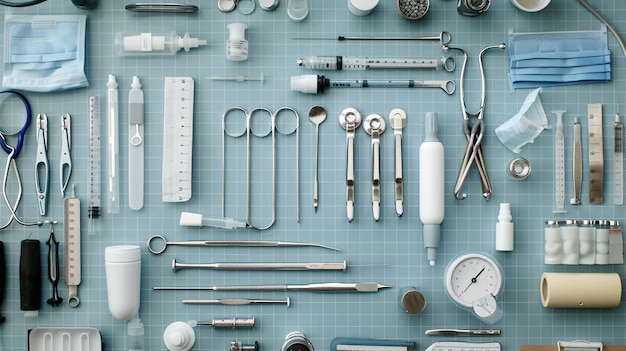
[578,220,596,265]
[560,220,579,265]
[544,220,562,265]
[595,220,610,264]
[226,23,249,61]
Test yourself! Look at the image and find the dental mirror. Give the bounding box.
[309,106,327,212]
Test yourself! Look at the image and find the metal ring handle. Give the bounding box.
[440,31,452,45]
[147,234,167,254]
[443,80,456,95]
[274,107,299,135]
[249,107,273,137]
[442,56,456,72]
[223,106,249,138]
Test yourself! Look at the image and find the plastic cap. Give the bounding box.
[287,0,309,21]
[348,0,379,16]
[107,74,118,89]
[227,23,248,40]
[179,212,203,226]
[498,203,512,221]
[424,112,439,142]
[131,76,141,89]
[424,224,440,266]
[105,245,141,263]
[164,321,195,351]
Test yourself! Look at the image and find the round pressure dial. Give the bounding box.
[444,252,503,321]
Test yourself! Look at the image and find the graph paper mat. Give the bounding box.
[0,0,626,350]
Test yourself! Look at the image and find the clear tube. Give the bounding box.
[298,56,444,70]
[115,32,207,56]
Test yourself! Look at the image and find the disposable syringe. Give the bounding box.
[291,74,454,95]
[298,56,455,71]
[552,110,566,213]
[614,106,623,205]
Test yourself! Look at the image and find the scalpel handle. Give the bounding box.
[394,133,403,216]
[346,133,355,222]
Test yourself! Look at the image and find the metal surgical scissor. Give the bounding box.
[222,107,299,230]
[445,43,505,201]
[0,90,42,229]
[35,113,49,216]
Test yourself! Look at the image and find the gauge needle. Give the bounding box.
[462,267,485,293]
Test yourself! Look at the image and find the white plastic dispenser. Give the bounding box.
[105,245,141,321]
[496,203,514,251]
[419,112,444,266]
[226,23,249,61]
[116,32,207,56]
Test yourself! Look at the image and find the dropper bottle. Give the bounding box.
[116,32,207,56]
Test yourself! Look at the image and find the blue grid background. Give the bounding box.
[1,0,626,350]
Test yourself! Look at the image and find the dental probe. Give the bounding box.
[153,282,392,292]
[183,297,290,307]
[147,234,341,254]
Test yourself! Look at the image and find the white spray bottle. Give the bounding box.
[420,112,445,266]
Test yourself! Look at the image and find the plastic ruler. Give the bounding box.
[588,103,604,204]
[162,77,195,202]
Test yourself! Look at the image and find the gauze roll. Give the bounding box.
[540,272,622,308]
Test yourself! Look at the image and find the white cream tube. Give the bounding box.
[419,112,445,266]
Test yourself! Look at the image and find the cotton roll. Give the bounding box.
[540,272,622,308]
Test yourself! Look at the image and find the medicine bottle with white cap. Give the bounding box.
[226,23,249,61]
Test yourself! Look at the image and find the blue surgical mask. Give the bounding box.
[508,27,611,89]
[3,14,88,92]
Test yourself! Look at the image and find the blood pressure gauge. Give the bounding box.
[444,252,504,324]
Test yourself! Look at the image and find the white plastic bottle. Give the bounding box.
[419,112,444,266]
[226,23,248,61]
[105,245,141,320]
[495,203,514,251]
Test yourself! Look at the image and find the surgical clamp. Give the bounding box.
[222,107,299,229]
[339,108,362,222]
[447,43,505,201]
[60,114,72,198]
[363,114,386,221]
[35,114,49,216]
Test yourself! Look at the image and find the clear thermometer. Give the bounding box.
[298,56,455,72]
[552,110,566,213]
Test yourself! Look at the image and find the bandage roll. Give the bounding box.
[540,272,622,308]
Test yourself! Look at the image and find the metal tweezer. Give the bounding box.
[425,329,501,336]
[125,3,199,12]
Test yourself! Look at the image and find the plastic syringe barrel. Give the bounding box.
[20,239,41,316]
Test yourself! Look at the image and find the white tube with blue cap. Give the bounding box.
[420,112,444,266]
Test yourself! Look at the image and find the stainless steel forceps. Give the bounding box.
[35,114,49,216]
[60,114,72,198]
[222,107,299,230]
[446,43,505,201]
